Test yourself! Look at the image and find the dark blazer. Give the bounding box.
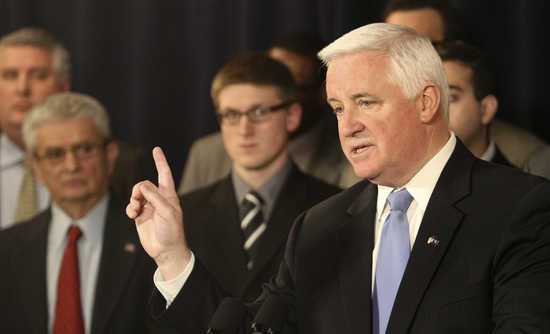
[181,164,341,301]
[0,196,156,334]
[151,141,550,333]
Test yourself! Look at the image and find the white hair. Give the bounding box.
[318,23,449,119]
[23,92,111,152]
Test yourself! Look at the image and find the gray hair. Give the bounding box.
[0,27,71,85]
[23,92,111,152]
[318,23,449,119]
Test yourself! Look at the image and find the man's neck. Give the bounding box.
[56,191,108,220]
[233,152,290,189]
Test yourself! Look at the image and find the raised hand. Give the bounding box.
[126,147,191,280]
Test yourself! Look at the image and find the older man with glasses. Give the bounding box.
[0,92,156,334]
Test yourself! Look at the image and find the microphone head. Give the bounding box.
[207,297,247,334]
[251,295,291,334]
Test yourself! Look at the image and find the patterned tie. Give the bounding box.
[240,191,266,270]
[373,188,413,334]
[53,226,85,334]
[14,161,38,223]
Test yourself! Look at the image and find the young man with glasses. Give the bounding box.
[0,92,156,334]
[169,53,340,302]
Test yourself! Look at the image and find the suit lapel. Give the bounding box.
[91,198,138,334]
[201,178,248,291]
[16,211,51,334]
[388,142,473,333]
[337,182,377,334]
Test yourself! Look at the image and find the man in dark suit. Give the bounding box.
[0,92,155,334]
[437,40,512,166]
[127,24,550,333]
[178,53,340,302]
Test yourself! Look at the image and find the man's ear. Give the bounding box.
[286,102,302,133]
[480,94,498,125]
[417,84,441,123]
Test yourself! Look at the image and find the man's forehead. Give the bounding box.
[35,118,102,145]
[0,45,53,66]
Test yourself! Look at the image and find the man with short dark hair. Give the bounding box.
[382,0,550,171]
[168,53,340,302]
[178,33,358,193]
[437,40,511,165]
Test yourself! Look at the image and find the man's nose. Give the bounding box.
[15,74,31,96]
[340,107,364,137]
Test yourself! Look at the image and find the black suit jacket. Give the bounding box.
[180,164,341,301]
[152,141,550,333]
[0,196,156,334]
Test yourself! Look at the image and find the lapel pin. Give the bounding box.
[124,242,136,253]
[427,236,440,247]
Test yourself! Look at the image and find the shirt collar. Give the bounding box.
[49,194,110,251]
[0,134,25,169]
[232,159,292,218]
[377,133,457,213]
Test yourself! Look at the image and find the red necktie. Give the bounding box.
[53,226,85,334]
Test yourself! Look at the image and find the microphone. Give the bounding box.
[250,295,291,334]
[206,297,247,334]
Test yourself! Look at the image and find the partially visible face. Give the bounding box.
[385,8,445,42]
[218,84,300,175]
[268,47,315,86]
[0,46,68,148]
[32,117,118,208]
[444,61,485,148]
[326,51,427,186]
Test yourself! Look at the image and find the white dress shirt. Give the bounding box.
[0,134,49,229]
[155,133,458,307]
[47,195,109,334]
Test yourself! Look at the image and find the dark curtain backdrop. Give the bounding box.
[0,0,547,182]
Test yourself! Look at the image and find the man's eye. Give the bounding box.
[32,69,51,80]
[449,94,458,103]
[44,148,65,160]
[253,108,269,117]
[76,143,95,154]
[1,70,17,80]
[225,111,240,120]
[358,99,371,108]
[332,106,344,117]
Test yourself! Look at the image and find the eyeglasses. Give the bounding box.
[34,141,109,165]
[217,101,293,126]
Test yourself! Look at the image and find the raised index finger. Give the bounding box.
[152,146,176,193]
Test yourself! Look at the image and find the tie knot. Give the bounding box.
[243,191,263,208]
[67,225,82,243]
[387,189,413,213]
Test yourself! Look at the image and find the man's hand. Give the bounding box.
[126,147,191,280]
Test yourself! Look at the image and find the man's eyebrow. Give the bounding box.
[327,92,375,103]
[351,92,375,99]
[449,85,463,92]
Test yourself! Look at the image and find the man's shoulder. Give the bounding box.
[190,132,224,151]
[289,166,343,198]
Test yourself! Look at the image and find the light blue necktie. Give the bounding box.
[373,188,413,334]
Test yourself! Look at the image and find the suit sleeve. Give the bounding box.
[148,212,306,333]
[492,182,550,333]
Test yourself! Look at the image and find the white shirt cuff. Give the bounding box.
[153,252,195,309]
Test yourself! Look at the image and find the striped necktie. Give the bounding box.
[240,191,266,270]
